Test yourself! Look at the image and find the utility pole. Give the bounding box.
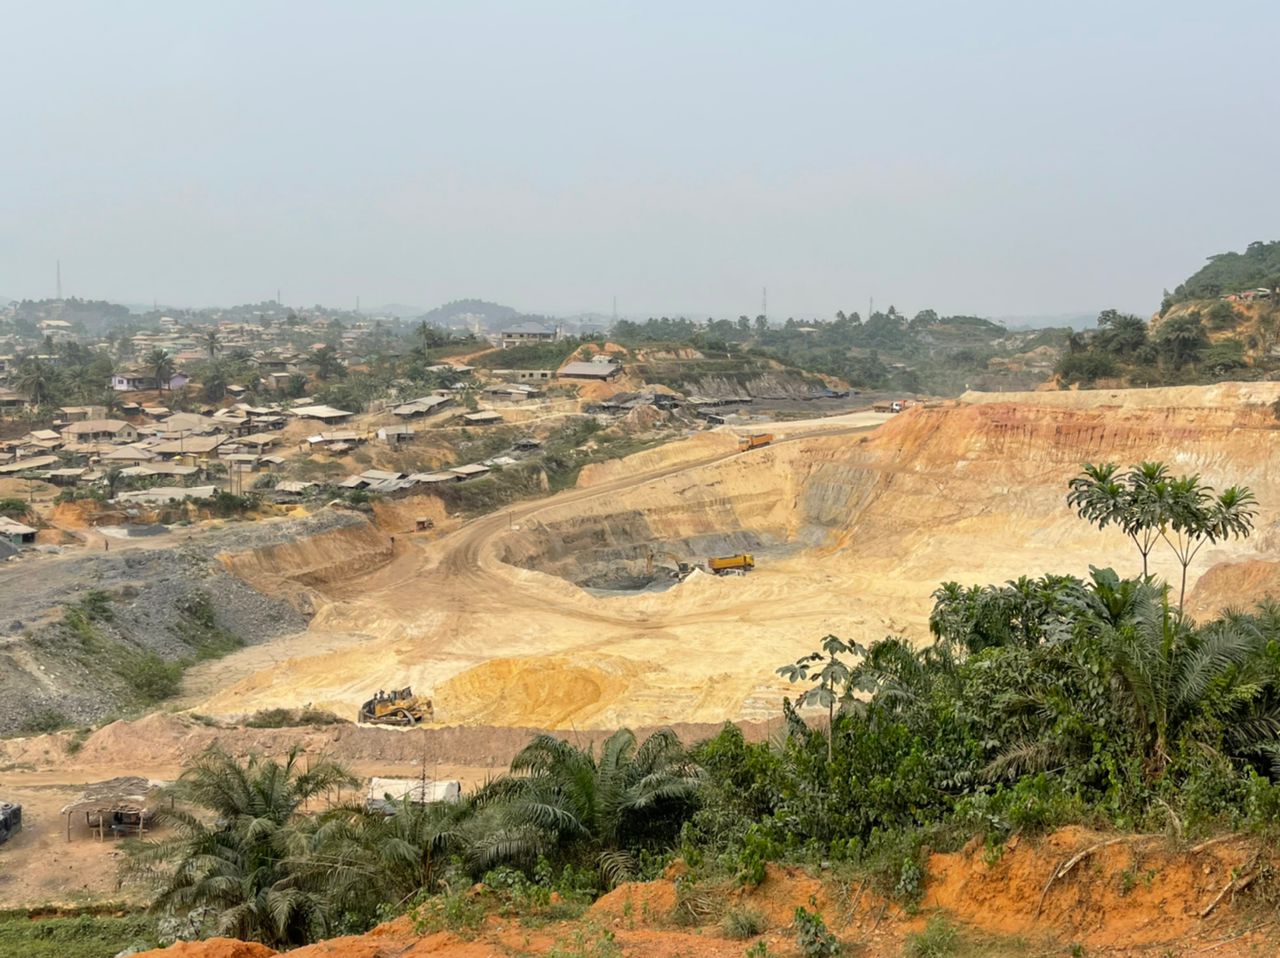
[761,286,767,321]
[869,296,874,321]
[612,296,617,325]
[56,260,62,300]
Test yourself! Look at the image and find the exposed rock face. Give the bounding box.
[0,512,367,734]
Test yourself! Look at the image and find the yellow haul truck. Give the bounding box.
[708,553,755,574]
[737,433,774,452]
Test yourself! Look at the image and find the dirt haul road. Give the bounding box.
[191,383,1280,731]
[191,411,893,727]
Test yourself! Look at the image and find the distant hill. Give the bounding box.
[995,312,1100,331]
[1172,240,1280,304]
[416,299,521,327]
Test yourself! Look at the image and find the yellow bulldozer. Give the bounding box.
[358,687,433,726]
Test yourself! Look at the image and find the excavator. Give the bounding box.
[646,549,692,578]
[358,687,433,726]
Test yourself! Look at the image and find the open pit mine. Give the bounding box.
[181,383,1280,731]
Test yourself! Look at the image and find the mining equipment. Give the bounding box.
[708,553,755,574]
[0,802,21,845]
[646,549,693,578]
[737,433,774,452]
[358,687,433,726]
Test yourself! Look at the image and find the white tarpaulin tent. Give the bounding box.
[365,777,461,812]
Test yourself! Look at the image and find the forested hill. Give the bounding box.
[611,310,1064,394]
[416,299,521,326]
[1171,240,1280,304]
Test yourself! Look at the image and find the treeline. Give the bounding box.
[612,309,1018,392]
[125,462,1280,949]
[1056,307,1252,386]
[1170,239,1280,305]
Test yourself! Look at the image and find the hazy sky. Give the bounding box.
[2,2,1277,320]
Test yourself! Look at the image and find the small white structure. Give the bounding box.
[365,777,461,814]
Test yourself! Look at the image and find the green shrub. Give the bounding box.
[125,653,183,704]
[721,905,766,939]
[904,916,959,958]
[411,889,486,937]
[0,498,29,520]
[545,924,622,958]
[243,707,347,729]
[793,905,840,957]
[17,709,70,735]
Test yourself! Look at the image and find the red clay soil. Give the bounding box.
[134,940,275,958]
[133,829,1280,957]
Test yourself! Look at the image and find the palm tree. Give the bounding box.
[986,589,1280,785]
[13,359,53,408]
[129,747,354,947]
[204,329,220,359]
[470,729,701,886]
[297,795,468,919]
[1107,597,1280,776]
[145,347,175,396]
[102,466,124,500]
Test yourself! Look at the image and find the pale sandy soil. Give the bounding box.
[191,411,894,727]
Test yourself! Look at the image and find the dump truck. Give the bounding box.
[738,433,774,452]
[0,802,21,845]
[708,553,755,574]
[358,687,433,726]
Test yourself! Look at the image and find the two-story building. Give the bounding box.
[498,323,558,349]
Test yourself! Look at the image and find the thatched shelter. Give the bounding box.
[60,776,167,841]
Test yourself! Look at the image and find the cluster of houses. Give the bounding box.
[0,400,357,490]
[331,434,544,496]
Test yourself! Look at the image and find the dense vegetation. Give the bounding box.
[121,461,1280,950]
[0,911,156,958]
[1171,240,1280,305]
[1054,305,1268,387]
[613,309,1052,394]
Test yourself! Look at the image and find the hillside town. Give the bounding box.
[1,298,909,557]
